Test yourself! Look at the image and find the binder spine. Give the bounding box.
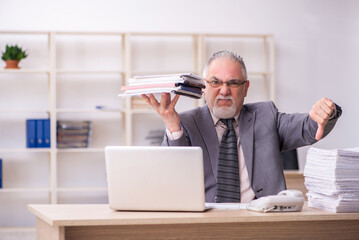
[36,119,45,148]
[43,119,51,148]
[26,119,36,148]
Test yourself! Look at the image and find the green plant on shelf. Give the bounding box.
[1,44,28,69]
[2,44,28,61]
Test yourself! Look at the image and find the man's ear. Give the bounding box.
[244,81,250,97]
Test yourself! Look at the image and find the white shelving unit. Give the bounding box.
[0,31,275,232]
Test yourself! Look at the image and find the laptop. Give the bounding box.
[105,146,206,211]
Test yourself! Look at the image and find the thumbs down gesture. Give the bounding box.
[309,97,336,140]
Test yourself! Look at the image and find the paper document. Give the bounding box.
[118,73,205,99]
[304,147,359,213]
[205,202,248,210]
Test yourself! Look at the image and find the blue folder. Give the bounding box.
[36,119,45,148]
[26,119,37,148]
[43,119,51,148]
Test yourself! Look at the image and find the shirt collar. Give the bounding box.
[210,110,240,127]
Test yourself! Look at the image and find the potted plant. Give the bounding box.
[1,44,28,69]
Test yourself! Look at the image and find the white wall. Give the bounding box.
[1,0,359,168]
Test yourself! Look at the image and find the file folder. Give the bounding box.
[26,119,36,148]
[43,119,51,148]
[36,119,45,148]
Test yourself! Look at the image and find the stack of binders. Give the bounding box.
[145,129,165,146]
[119,73,205,99]
[26,119,51,148]
[57,120,92,148]
[304,147,359,212]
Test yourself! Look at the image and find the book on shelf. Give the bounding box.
[43,119,51,148]
[57,120,92,148]
[26,119,51,148]
[304,147,359,213]
[26,119,36,148]
[36,119,44,148]
[119,73,205,99]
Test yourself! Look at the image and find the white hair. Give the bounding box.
[202,50,247,80]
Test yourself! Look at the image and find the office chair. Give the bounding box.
[280,149,299,170]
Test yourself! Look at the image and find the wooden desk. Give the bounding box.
[284,170,307,199]
[28,204,359,240]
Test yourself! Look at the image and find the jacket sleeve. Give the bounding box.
[275,102,342,152]
[161,123,192,147]
[323,103,342,138]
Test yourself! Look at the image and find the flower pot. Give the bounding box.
[5,60,20,69]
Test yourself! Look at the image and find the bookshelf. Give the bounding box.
[0,31,275,231]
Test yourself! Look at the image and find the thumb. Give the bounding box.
[315,124,325,140]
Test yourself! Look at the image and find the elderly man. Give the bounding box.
[142,50,342,203]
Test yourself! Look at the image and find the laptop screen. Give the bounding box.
[105,146,205,211]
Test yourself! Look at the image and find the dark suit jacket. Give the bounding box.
[163,101,342,202]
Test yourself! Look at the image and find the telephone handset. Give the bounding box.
[247,190,305,213]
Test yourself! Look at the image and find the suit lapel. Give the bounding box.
[239,105,255,183]
[194,105,219,178]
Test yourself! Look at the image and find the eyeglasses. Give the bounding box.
[204,78,248,88]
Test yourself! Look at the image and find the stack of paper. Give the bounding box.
[304,147,359,212]
[118,73,205,99]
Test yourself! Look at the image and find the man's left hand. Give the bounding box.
[309,97,336,140]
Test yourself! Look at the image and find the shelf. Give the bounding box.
[56,70,124,75]
[132,70,197,76]
[131,109,156,114]
[204,33,272,38]
[129,71,269,78]
[56,31,124,36]
[57,187,107,192]
[56,147,105,153]
[0,69,49,74]
[0,188,50,193]
[0,109,50,113]
[0,148,51,153]
[56,108,124,113]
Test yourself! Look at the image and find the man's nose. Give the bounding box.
[219,84,230,95]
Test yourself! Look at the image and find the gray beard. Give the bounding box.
[212,96,237,119]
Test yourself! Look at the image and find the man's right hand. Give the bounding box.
[141,93,181,133]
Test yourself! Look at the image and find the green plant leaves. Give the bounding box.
[1,44,28,61]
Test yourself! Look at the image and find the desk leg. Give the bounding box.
[36,217,64,240]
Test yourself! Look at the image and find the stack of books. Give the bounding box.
[56,120,92,148]
[119,73,205,99]
[304,147,359,212]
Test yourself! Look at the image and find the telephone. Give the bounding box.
[247,190,305,213]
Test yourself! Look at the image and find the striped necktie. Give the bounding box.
[216,118,240,203]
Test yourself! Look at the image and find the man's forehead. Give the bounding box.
[207,58,244,79]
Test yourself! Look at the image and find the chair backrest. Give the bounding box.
[281,149,299,170]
